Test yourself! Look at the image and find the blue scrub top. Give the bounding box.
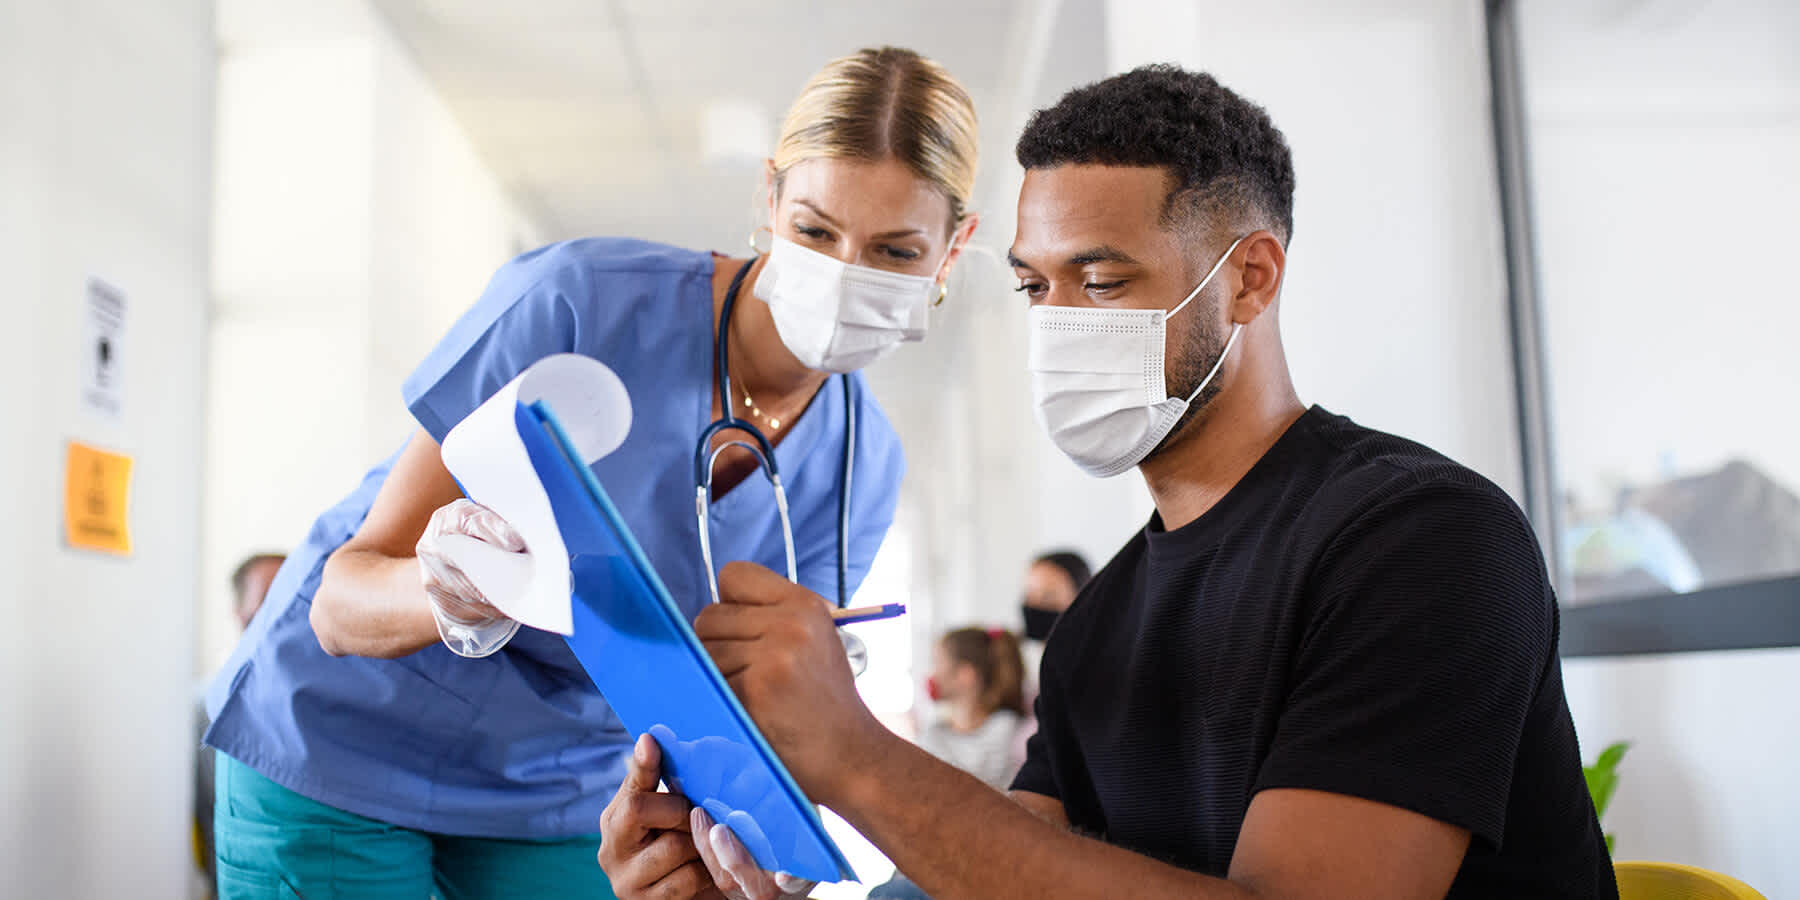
[204,238,905,839]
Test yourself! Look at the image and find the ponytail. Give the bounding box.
[940,627,1027,718]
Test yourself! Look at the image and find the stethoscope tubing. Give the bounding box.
[695,258,854,609]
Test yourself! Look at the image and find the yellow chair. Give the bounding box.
[1615,861,1766,900]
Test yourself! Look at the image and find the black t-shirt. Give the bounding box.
[1013,407,1616,899]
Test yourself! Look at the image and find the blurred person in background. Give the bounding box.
[917,627,1027,790]
[868,626,1026,900]
[193,552,285,896]
[1018,549,1090,686]
[1012,549,1091,774]
[229,553,284,629]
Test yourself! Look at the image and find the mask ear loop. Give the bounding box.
[1165,235,1247,321]
[1183,324,1242,404]
[1163,235,1248,405]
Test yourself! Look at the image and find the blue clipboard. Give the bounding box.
[514,398,857,884]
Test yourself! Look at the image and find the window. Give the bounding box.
[1492,0,1800,652]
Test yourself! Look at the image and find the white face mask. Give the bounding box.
[1028,236,1245,478]
[752,235,942,373]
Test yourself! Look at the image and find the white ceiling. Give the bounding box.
[371,0,1031,247]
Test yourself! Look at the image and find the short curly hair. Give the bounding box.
[1016,65,1295,245]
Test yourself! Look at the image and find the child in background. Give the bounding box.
[918,627,1028,791]
[869,628,1027,899]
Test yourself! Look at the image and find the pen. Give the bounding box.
[830,603,907,627]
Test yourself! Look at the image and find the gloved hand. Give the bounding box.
[417,498,525,658]
[691,807,817,900]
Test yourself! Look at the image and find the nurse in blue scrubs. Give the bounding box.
[203,46,980,899]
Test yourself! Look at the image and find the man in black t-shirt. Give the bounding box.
[600,66,1617,900]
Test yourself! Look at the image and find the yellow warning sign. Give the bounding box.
[64,441,133,556]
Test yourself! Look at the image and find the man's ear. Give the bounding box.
[1230,230,1286,325]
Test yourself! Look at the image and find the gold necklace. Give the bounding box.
[740,385,782,430]
[726,306,785,431]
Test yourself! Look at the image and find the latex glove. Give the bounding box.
[417,498,525,658]
[691,807,816,900]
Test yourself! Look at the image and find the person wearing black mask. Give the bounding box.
[1019,549,1091,704]
[1020,550,1091,642]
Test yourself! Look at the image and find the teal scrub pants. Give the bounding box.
[213,755,619,900]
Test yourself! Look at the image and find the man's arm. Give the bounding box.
[696,562,1470,900]
[825,729,1466,900]
[1008,790,1070,828]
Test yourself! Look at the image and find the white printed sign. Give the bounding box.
[82,277,126,418]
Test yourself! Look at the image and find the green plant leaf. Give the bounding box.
[1589,770,1620,818]
[1595,741,1631,772]
[1583,741,1630,821]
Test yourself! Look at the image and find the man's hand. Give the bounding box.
[694,561,890,807]
[597,734,725,899]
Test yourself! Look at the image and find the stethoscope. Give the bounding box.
[694,258,859,618]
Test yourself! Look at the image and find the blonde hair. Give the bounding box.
[773,47,979,228]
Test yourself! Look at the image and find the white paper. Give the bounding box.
[439,353,633,635]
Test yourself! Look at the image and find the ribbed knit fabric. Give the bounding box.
[1013,407,1617,899]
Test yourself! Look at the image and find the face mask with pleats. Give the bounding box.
[1028,236,1246,477]
[753,235,943,373]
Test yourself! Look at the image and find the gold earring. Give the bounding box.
[748,226,772,254]
[935,282,948,307]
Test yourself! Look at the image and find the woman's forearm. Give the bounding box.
[311,546,441,658]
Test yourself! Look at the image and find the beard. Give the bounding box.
[1143,294,1232,463]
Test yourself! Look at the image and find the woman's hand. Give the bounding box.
[690,808,816,900]
[416,498,524,657]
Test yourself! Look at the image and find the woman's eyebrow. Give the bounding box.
[794,198,927,241]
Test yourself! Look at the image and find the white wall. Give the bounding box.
[201,0,544,674]
[1564,649,1800,896]
[0,0,215,897]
